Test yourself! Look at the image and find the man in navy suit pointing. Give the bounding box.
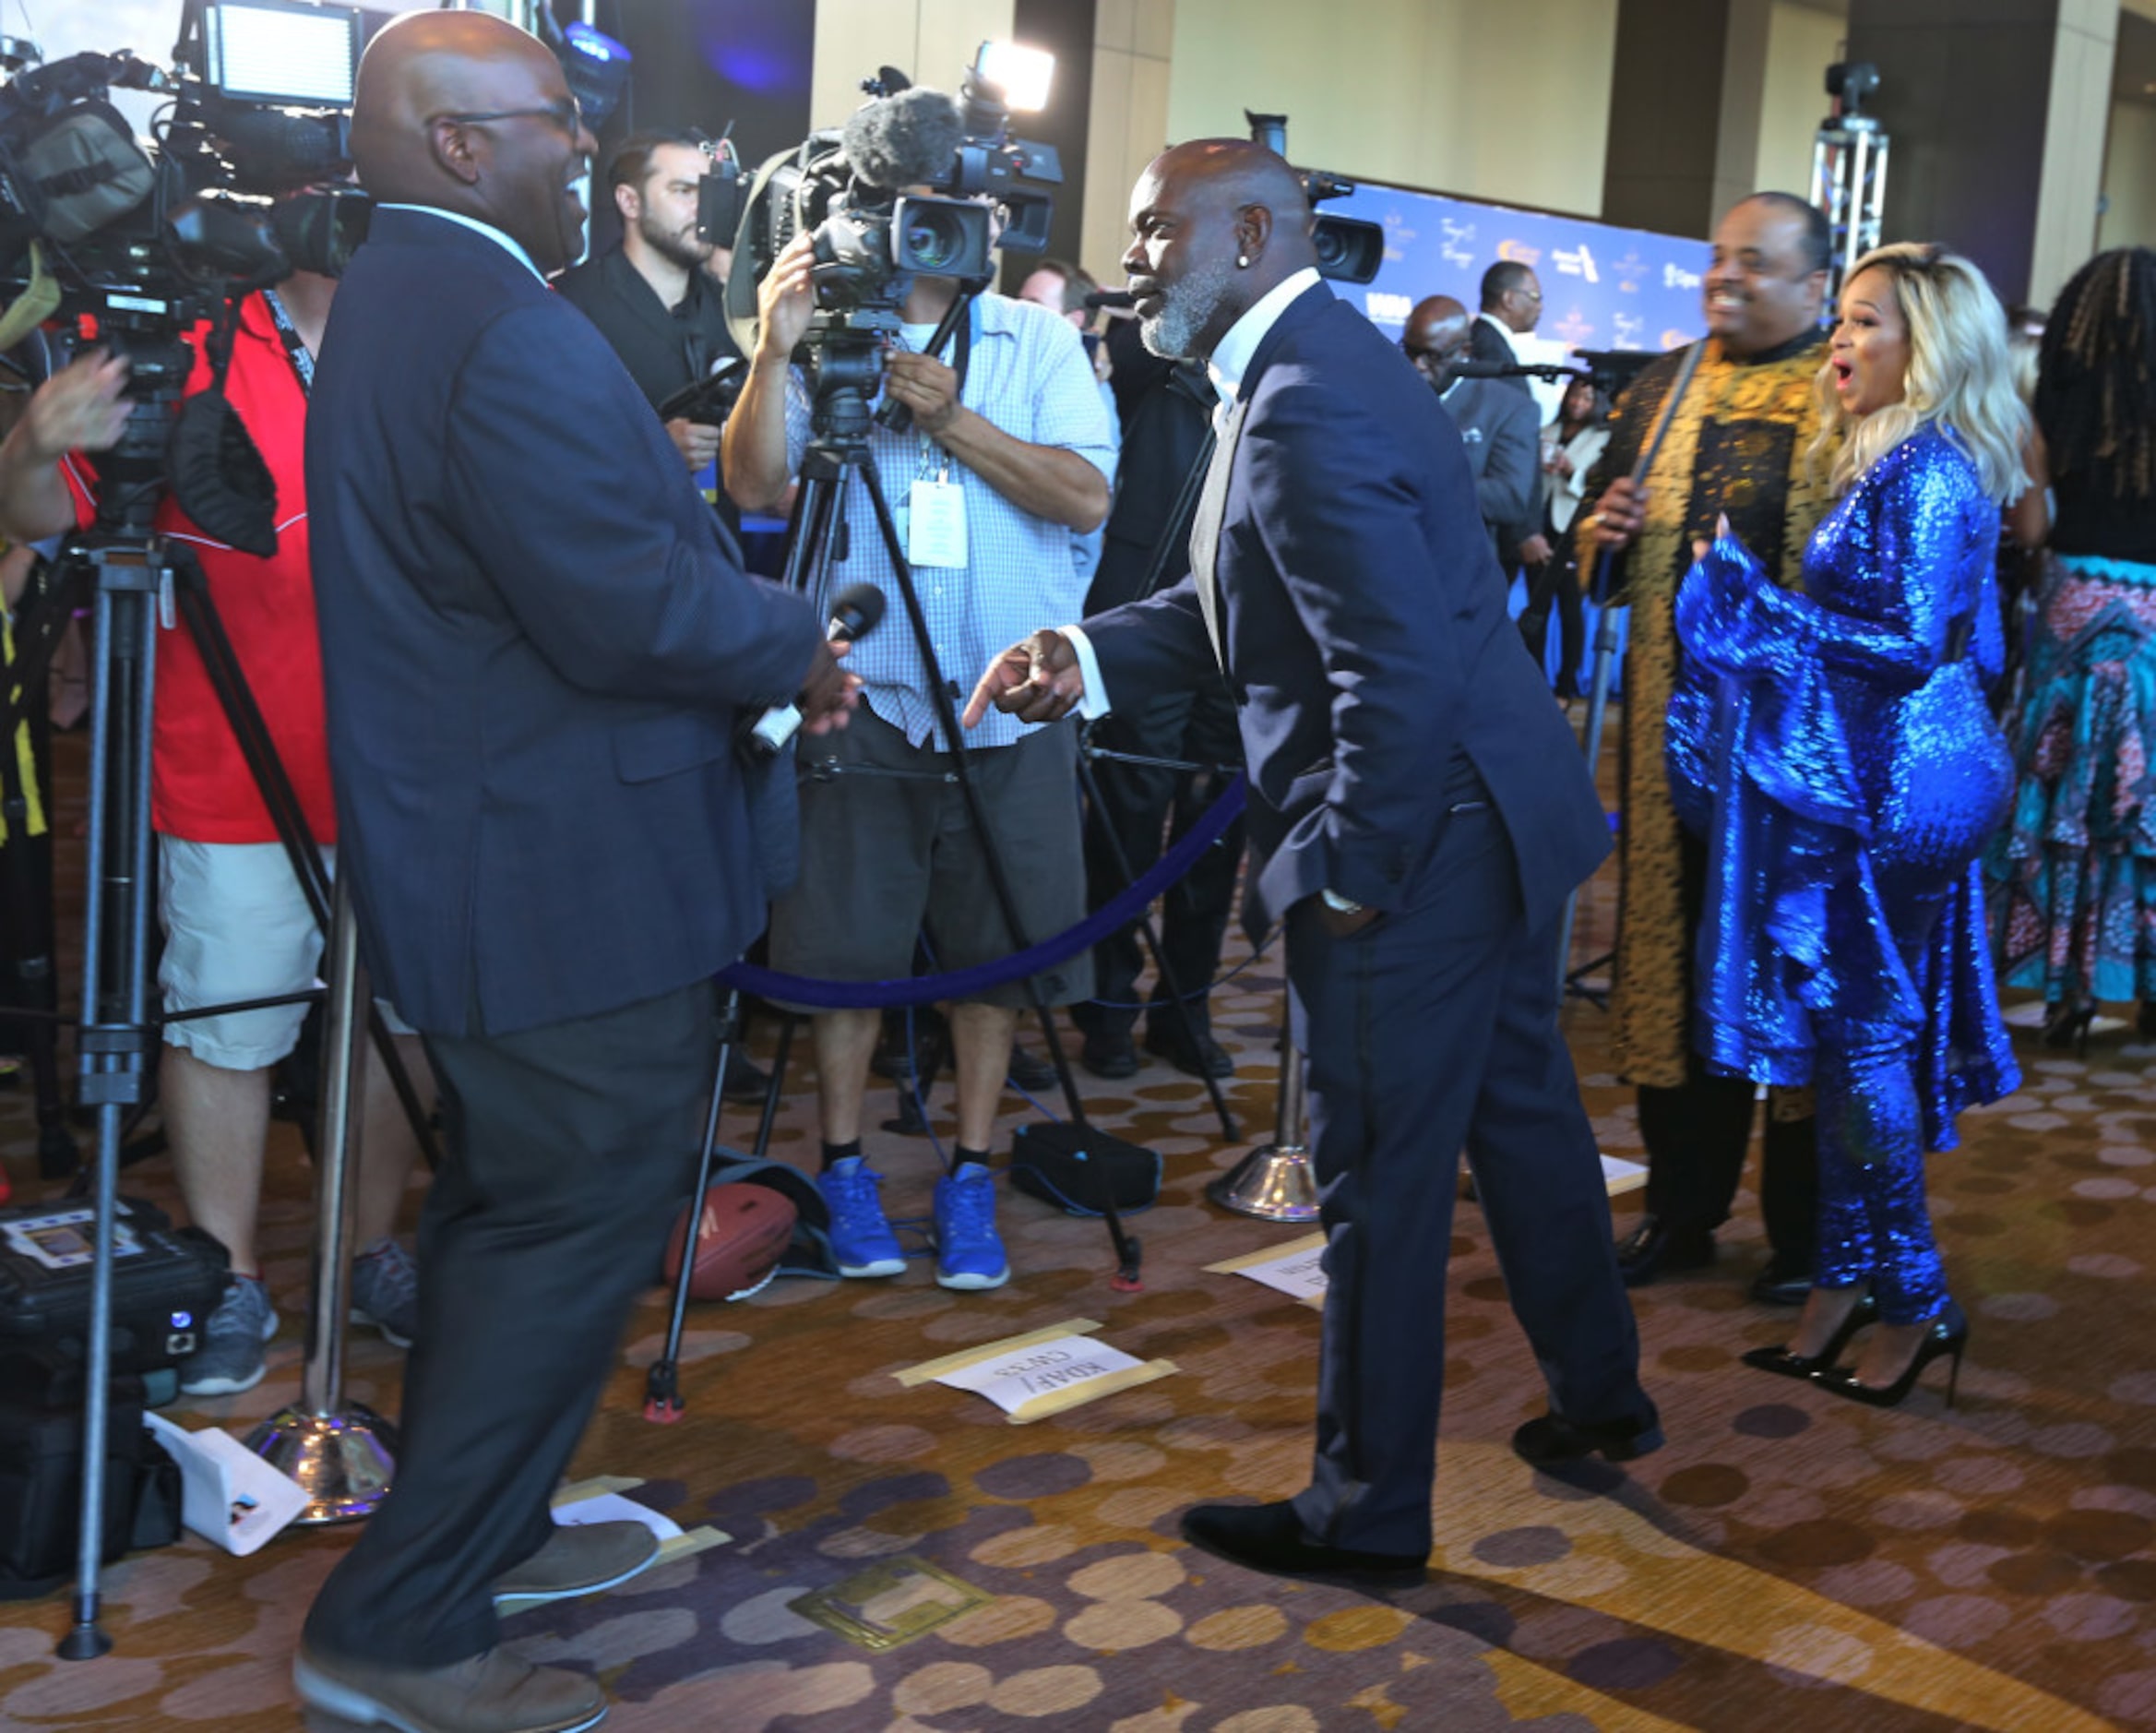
[294,14,851,1730]
[967,140,1658,1586]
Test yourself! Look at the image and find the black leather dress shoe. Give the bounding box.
[1080,1030,1139,1080]
[1181,1500,1426,1587]
[1748,1254,1815,1308]
[1144,1023,1234,1079]
[1512,1410,1665,1467]
[1615,1215,1715,1287]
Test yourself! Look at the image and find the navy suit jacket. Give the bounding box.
[1082,284,1608,936]
[1436,375,1541,550]
[307,208,823,1035]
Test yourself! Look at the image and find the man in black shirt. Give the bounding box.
[556,130,741,524]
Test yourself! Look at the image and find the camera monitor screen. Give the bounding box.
[204,0,361,107]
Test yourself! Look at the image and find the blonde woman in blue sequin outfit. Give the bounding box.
[1667,245,2029,1407]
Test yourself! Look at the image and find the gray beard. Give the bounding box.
[1139,255,1239,359]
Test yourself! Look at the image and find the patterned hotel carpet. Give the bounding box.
[9,757,2156,1726]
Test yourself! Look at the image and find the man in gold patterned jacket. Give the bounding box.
[1576,192,1833,1304]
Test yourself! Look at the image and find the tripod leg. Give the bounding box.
[645,987,739,1424]
[1555,580,1625,1001]
[1073,740,1239,1143]
[63,568,162,1661]
[749,1015,795,1162]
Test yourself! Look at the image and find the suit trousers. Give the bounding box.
[304,980,715,1668]
[1073,687,1245,1042]
[1636,829,1819,1264]
[1287,776,1653,1557]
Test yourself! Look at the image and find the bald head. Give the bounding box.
[1122,138,1317,361]
[1401,295,1470,389]
[353,10,597,275]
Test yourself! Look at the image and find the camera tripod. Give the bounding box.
[0,310,436,1657]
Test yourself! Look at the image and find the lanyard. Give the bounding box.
[261,288,314,397]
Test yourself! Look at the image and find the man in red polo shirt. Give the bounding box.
[0,262,432,1396]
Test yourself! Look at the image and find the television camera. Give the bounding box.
[723,44,1063,448]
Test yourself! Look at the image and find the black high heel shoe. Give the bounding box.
[1740,1292,1879,1380]
[1814,1299,1969,1409]
[2042,1000,2095,1056]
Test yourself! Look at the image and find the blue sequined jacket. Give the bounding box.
[1667,425,2019,1146]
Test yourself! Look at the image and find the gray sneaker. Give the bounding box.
[178,1273,277,1396]
[349,1237,419,1347]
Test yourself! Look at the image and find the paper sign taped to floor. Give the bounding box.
[519,1476,729,1602]
[1602,1153,1647,1196]
[144,1414,310,1557]
[1206,1232,1328,1307]
[553,1489,684,1541]
[894,1317,1176,1424]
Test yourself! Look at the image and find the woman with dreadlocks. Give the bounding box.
[1990,247,2156,1046]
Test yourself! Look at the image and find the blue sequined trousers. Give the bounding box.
[1668,427,2019,1324]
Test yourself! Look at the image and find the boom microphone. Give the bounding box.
[747,581,887,755]
[840,86,965,191]
[1445,357,1592,382]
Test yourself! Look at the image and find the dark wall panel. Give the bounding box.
[582,0,816,252]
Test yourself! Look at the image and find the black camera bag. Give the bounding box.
[0,1357,183,1600]
[0,1197,229,1377]
[1010,1123,1161,1217]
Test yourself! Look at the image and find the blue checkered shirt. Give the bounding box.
[783,293,1116,749]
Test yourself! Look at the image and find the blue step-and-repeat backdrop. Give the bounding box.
[1330,178,1709,359]
[1324,181,1715,693]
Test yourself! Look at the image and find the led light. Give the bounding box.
[974,42,1054,113]
[204,0,360,106]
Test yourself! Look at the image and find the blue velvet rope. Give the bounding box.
[721,773,1248,1009]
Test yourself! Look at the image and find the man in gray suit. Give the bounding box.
[1402,295,1540,559]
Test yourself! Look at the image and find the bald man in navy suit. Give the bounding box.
[968,140,1658,1586]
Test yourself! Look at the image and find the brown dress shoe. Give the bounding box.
[293,1643,605,1733]
[494,1520,661,1609]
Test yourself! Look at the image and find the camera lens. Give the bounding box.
[902,209,965,272]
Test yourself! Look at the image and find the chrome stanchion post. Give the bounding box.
[245,875,397,1521]
[1207,1005,1319,1222]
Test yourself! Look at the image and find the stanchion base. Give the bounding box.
[1207,1143,1321,1223]
[56,1620,113,1661]
[244,1403,399,1524]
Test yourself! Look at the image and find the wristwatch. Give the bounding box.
[1319,889,1365,914]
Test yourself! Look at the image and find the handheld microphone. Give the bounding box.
[747,581,886,755]
[1084,289,1135,311]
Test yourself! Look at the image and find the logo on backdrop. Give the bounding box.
[1337,179,1708,360]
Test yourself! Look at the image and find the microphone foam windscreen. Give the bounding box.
[840,87,964,190]
[830,581,887,639]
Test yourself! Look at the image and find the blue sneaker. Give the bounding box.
[934,1162,1009,1291]
[818,1157,906,1277]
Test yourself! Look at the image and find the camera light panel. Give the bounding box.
[974,42,1054,114]
[205,0,361,107]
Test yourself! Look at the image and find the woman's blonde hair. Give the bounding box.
[1809,243,2031,503]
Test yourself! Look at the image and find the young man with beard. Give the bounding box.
[967,139,1657,1587]
[554,131,744,525]
[1578,192,1832,1306]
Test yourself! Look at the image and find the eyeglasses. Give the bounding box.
[434,99,585,137]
